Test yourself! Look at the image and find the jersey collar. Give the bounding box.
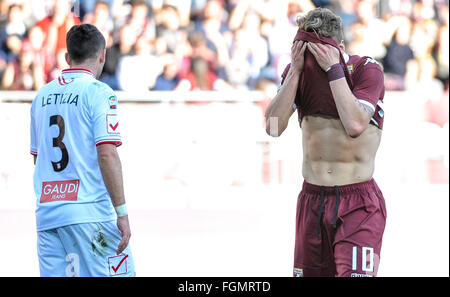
[62,68,95,77]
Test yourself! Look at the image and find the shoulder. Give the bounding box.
[34,79,58,97]
[84,79,117,107]
[352,55,383,74]
[85,79,115,97]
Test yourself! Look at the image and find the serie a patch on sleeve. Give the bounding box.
[108,95,117,110]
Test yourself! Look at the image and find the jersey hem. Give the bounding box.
[36,216,117,232]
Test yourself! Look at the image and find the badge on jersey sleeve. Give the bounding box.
[107,114,120,134]
[347,64,354,74]
[108,95,117,109]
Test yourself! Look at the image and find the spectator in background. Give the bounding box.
[99,36,121,89]
[85,1,120,88]
[117,34,163,91]
[196,0,228,31]
[0,4,26,63]
[118,21,136,56]
[1,48,33,90]
[336,0,359,29]
[152,54,180,90]
[239,12,270,85]
[263,0,312,81]
[122,0,155,43]
[37,0,81,76]
[195,0,231,73]
[78,0,115,21]
[225,28,252,89]
[48,48,70,81]
[347,0,387,60]
[410,19,439,60]
[176,56,230,91]
[412,0,436,21]
[179,31,215,78]
[404,58,421,90]
[0,0,8,24]
[84,0,114,44]
[155,4,185,54]
[418,57,445,96]
[190,0,209,22]
[0,0,448,97]
[436,4,449,88]
[2,25,46,90]
[1,3,26,37]
[382,16,414,90]
[405,56,444,99]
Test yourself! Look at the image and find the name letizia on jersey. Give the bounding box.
[41,93,79,107]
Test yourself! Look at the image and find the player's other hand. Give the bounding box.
[291,40,307,74]
[117,215,131,255]
[307,43,340,71]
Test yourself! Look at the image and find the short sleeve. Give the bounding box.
[89,83,122,147]
[30,99,38,156]
[278,63,298,111]
[280,63,291,87]
[352,61,385,110]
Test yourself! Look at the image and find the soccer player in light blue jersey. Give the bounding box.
[30,24,134,277]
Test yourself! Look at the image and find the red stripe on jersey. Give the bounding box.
[62,68,95,77]
[96,140,122,147]
[62,76,70,85]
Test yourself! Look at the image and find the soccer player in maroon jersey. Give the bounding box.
[265,8,387,277]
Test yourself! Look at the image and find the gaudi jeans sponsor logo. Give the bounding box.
[40,180,80,203]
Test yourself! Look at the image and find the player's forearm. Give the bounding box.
[265,69,299,136]
[329,78,369,138]
[97,145,126,207]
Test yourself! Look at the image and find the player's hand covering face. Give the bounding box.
[307,43,341,72]
[291,40,307,73]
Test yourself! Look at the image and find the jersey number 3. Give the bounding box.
[49,115,69,172]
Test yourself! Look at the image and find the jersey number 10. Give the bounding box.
[352,246,374,272]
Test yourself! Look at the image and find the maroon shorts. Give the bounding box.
[293,178,387,277]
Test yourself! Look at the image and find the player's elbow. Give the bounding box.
[346,122,367,138]
[265,117,286,137]
[97,150,115,162]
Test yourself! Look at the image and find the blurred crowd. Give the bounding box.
[0,0,448,96]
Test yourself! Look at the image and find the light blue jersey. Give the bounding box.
[30,68,122,231]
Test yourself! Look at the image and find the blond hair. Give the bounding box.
[296,8,344,43]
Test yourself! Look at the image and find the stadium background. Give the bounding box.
[0,0,448,276]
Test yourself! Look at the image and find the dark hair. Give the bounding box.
[66,24,106,64]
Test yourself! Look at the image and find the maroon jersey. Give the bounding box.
[280,51,385,129]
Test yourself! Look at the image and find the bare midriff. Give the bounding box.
[301,115,382,186]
